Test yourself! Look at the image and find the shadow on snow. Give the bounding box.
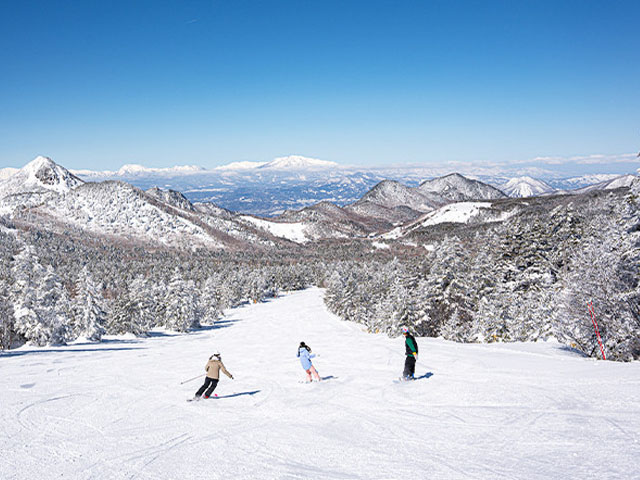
[0,346,145,357]
[195,319,241,332]
[215,390,261,399]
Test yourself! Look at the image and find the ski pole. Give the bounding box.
[180,374,205,385]
[587,302,606,360]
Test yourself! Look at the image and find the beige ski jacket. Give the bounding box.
[205,359,233,380]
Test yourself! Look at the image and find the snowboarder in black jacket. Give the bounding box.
[402,326,418,379]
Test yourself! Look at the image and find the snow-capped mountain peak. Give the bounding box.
[116,164,205,176]
[419,173,507,201]
[214,161,268,170]
[574,173,639,194]
[260,155,338,170]
[500,176,555,198]
[0,155,83,197]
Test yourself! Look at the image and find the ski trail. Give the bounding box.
[1,287,639,479]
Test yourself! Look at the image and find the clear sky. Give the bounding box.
[1,0,639,171]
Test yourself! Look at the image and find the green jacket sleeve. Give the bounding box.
[406,337,418,354]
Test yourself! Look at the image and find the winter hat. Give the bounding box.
[401,327,409,334]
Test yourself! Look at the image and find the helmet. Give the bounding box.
[401,326,409,334]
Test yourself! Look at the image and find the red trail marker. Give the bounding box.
[587,302,606,360]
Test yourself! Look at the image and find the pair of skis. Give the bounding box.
[187,394,218,402]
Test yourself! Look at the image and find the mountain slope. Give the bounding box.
[356,180,443,211]
[575,174,638,193]
[419,173,507,201]
[0,156,83,198]
[70,158,637,216]
[1,288,638,479]
[500,176,555,197]
[24,181,226,249]
[0,158,298,250]
[259,155,338,170]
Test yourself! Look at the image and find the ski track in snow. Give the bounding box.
[1,288,639,480]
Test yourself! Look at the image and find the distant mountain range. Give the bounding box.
[29,154,632,217]
[1,156,637,249]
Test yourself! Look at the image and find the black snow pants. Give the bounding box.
[403,355,416,378]
[196,377,219,398]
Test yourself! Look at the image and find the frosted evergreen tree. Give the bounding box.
[163,270,200,332]
[71,266,106,341]
[217,269,244,309]
[37,265,73,345]
[107,292,147,336]
[199,276,221,325]
[247,271,269,303]
[0,273,17,349]
[11,246,68,345]
[129,275,156,332]
[325,270,347,313]
[10,246,42,342]
[556,200,640,360]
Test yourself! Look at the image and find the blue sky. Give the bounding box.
[1,0,639,171]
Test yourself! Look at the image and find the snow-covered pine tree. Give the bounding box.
[106,281,149,337]
[37,265,73,345]
[555,196,638,360]
[0,270,18,349]
[71,266,106,341]
[217,268,245,309]
[129,275,156,332]
[199,275,221,325]
[11,245,43,344]
[11,246,71,346]
[163,270,200,332]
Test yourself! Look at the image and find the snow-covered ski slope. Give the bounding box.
[1,288,639,480]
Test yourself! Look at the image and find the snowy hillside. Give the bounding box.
[559,173,623,189]
[32,182,225,249]
[214,161,268,170]
[0,156,83,198]
[259,155,338,170]
[275,201,382,241]
[382,201,515,239]
[239,215,309,243]
[145,186,197,212]
[500,176,555,197]
[355,180,442,213]
[74,164,205,178]
[418,173,507,201]
[575,174,638,193]
[343,175,507,227]
[1,288,638,480]
[0,162,288,251]
[69,156,636,216]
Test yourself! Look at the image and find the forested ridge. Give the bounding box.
[1,180,639,361]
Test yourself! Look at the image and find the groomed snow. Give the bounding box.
[382,202,502,239]
[1,288,639,479]
[241,215,309,243]
[418,202,491,226]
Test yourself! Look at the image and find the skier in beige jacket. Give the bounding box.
[193,352,234,400]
